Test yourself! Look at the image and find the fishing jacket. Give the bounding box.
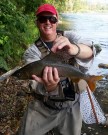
[23,30,96,104]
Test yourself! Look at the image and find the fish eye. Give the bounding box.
[17,73,20,76]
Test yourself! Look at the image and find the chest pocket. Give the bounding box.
[35,39,50,58]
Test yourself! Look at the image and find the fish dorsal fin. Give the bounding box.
[41,50,73,64]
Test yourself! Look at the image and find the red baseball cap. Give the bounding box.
[36,4,58,17]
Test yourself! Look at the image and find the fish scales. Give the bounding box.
[13,60,87,80]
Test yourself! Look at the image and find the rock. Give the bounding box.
[105,116,108,126]
[94,44,102,54]
[82,133,87,135]
[105,84,108,89]
[98,63,108,69]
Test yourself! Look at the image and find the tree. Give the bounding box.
[0,0,40,69]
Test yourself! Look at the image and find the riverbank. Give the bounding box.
[0,74,108,135]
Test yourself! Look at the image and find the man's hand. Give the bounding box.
[51,36,79,56]
[32,66,60,92]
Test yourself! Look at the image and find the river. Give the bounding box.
[58,13,108,75]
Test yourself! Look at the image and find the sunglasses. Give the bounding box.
[37,16,58,24]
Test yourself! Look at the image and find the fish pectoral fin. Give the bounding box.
[87,75,103,92]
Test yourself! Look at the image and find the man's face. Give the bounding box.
[36,12,58,36]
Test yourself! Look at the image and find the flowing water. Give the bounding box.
[58,12,108,75]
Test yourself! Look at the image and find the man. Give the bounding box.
[18,4,95,135]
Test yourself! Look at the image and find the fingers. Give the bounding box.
[53,67,60,82]
[43,66,60,86]
[51,36,70,53]
[32,67,60,91]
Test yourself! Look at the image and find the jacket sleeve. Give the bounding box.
[64,30,96,71]
[23,44,41,64]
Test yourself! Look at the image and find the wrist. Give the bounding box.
[71,44,80,56]
[44,84,58,93]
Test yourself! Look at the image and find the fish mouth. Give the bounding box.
[0,66,21,82]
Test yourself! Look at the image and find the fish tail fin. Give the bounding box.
[87,75,103,92]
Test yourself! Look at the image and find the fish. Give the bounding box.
[0,51,103,91]
[12,51,103,91]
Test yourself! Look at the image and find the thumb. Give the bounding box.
[32,75,43,84]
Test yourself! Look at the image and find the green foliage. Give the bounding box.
[0,0,38,69]
[0,57,8,70]
[73,0,81,12]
